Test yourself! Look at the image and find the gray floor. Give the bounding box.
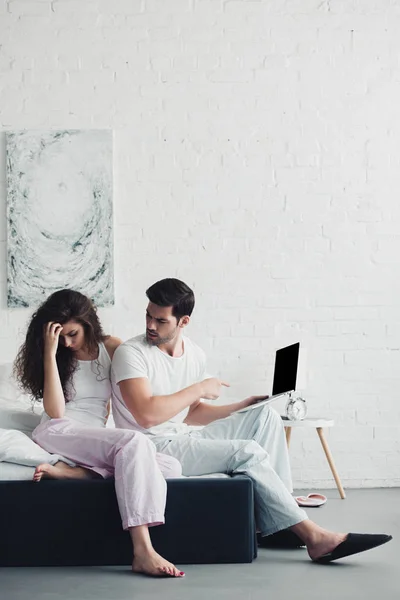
[2,489,399,600]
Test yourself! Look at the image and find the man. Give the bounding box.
[111,278,391,563]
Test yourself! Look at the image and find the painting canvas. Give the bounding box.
[6,130,114,307]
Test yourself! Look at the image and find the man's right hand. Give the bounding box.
[199,378,230,400]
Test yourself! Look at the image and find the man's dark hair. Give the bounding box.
[146,278,195,320]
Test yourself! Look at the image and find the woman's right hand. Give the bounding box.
[43,322,62,358]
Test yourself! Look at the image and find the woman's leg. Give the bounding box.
[33,462,98,482]
[130,526,184,577]
[33,452,182,482]
[32,419,184,577]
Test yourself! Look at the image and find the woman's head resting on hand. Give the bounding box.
[14,289,107,401]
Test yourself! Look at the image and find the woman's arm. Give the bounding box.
[42,322,66,419]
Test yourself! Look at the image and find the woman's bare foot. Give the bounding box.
[33,462,94,482]
[132,549,185,578]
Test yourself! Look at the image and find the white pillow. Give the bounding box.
[0,406,41,437]
[0,363,20,403]
[0,362,40,412]
[0,361,44,437]
[0,428,74,467]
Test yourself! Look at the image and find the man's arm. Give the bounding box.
[104,336,123,360]
[184,395,270,426]
[118,377,227,429]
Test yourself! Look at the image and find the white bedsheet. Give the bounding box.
[0,462,35,480]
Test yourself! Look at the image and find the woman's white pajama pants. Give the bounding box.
[32,418,182,530]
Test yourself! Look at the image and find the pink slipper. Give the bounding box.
[295,493,327,507]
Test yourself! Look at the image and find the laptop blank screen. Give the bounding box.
[272,343,300,396]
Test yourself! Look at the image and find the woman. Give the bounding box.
[14,289,184,578]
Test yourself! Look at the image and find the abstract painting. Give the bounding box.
[6,130,114,307]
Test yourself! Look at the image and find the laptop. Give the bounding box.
[237,342,300,413]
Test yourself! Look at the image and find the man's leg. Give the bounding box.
[187,404,292,491]
[154,434,306,536]
[154,434,392,562]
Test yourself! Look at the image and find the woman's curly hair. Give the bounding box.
[13,289,108,401]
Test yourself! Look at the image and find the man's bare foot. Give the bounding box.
[33,462,94,482]
[291,520,348,561]
[132,550,185,578]
[306,528,347,561]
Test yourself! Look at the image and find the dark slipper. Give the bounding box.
[258,529,305,549]
[315,533,392,564]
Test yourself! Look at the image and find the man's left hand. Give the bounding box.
[238,395,270,411]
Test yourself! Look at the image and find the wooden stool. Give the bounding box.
[284,418,346,499]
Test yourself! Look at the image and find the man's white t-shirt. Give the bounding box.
[111,334,207,436]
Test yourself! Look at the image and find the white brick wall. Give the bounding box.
[1,0,399,488]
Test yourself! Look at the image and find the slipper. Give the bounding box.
[295,493,327,507]
[314,533,392,564]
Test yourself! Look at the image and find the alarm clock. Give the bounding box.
[285,394,307,421]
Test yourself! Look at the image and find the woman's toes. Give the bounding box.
[33,469,43,482]
[132,551,184,578]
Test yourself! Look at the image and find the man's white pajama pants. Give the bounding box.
[152,404,307,536]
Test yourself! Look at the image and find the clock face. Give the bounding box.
[287,398,307,421]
